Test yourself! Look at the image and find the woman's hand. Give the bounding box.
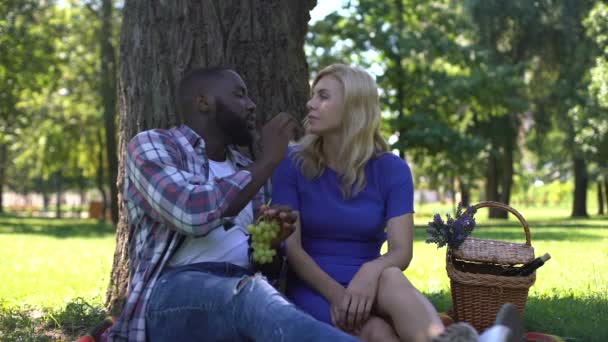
[328,285,350,331]
[339,262,383,331]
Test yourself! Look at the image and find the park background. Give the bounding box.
[1,0,607,341]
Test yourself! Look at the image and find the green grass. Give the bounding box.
[0,215,114,340]
[1,207,607,341]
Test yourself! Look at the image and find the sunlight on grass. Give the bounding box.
[0,216,115,309]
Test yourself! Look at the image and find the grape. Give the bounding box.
[248,217,281,264]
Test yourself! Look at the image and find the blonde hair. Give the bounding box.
[294,64,390,198]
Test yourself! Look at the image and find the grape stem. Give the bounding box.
[255,199,273,224]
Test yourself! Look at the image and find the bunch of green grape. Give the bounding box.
[248,218,280,264]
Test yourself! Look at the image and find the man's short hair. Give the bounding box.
[177,66,232,118]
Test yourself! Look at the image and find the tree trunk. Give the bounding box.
[0,144,6,213]
[106,0,316,313]
[604,175,608,214]
[459,178,470,207]
[96,128,108,223]
[598,180,605,215]
[496,139,514,219]
[485,151,501,218]
[393,0,405,158]
[571,155,588,217]
[101,0,120,225]
[78,174,87,217]
[55,174,62,219]
[42,192,50,212]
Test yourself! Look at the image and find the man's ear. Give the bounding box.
[196,94,215,113]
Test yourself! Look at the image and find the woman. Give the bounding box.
[271,64,468,342]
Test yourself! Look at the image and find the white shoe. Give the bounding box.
[433,322,479,342]
[479,326,511,342]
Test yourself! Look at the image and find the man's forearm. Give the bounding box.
[223,157,277,217]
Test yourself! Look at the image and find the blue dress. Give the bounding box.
[271,148,414,324]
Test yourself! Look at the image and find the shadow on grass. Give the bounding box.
[425,291,608,342]
[0,214,115,239]
[0,297,106,342]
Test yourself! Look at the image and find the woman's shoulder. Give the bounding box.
[372,152,410,172]
[274,145,301,174]
[370,152,413,194]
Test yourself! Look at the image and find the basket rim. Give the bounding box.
[470,201,531,246]
[446,257,536,288]
[451,237,535,264]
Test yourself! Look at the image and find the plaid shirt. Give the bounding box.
[107,125,267,342]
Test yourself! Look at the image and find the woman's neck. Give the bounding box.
[322,133,343,173]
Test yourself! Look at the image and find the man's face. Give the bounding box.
[214,70,257,146]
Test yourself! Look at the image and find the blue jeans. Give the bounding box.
[145,262,360,342]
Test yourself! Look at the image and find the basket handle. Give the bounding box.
[471,201,531,246]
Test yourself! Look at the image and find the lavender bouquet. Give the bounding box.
[426,203,477,249]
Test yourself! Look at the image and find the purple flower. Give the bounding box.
[426,202,477,249]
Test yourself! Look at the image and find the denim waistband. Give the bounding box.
[161,261,253,278]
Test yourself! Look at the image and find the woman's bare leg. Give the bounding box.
[358,315,400,342]
[374,267,445,342]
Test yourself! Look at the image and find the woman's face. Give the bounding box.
[306,75,345,136]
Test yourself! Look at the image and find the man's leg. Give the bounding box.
[233,273,360,342]
[145,267,244,341]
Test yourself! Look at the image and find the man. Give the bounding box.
[106,67,360,341]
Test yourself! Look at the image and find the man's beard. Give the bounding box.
[216,100,253,146]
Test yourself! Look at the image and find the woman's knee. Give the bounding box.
[359,316,398,342]
[378,267,412,290]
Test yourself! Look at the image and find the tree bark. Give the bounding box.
[106,0,316,313]
[571,155,588,217]
[101,0,119,225]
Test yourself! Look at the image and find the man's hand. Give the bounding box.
[260,112,299,165]
[258,204,298,248]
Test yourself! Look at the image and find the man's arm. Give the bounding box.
[222,112,298,217]
[127,130,252,236]
[128,113,297,237]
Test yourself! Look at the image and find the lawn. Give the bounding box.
[1,206,607,341]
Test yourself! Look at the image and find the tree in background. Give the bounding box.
[99,0,119,224]
[0,0,58,212]
[10,2,121,220]
[585,2,608,215]
[308,0,606,217]
[307,0,525,213]
[106,0,316,313]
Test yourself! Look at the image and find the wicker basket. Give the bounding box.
[447,201,536,332]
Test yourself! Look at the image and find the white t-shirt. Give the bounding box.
[168,158,253,268]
